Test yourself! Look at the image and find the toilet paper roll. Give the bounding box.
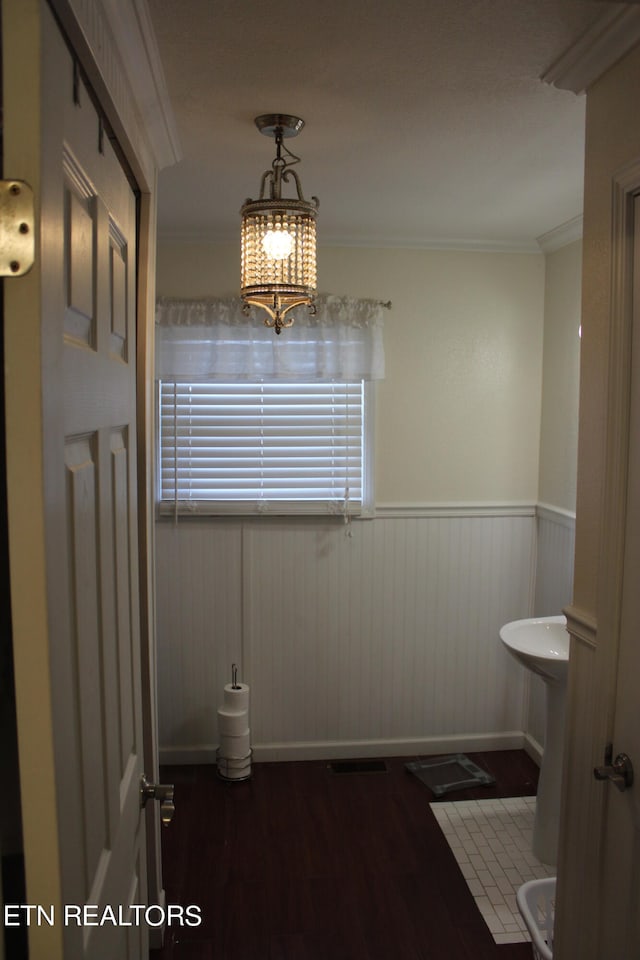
[223,682,250,713]
[218,730,251,759]
[217,706,249,736]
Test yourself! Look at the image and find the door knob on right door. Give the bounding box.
[594,745,634,792]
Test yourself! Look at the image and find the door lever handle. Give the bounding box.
[594,751,634,792]
[140,774,175,826]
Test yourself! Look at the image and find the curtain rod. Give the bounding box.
[157,295,392,309]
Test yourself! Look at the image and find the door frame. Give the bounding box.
[2,1,179,955]
[555,154,640,958]
[589,157,640,752]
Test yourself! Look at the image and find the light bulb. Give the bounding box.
[262,229,294,261]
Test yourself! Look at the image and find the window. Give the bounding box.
[158,379,372,515]
[155,294,385,517]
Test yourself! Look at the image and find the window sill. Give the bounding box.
[156,500,371,519]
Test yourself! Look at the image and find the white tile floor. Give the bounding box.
[430,796,555,945]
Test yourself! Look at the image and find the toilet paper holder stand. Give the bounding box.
[217,663,252,781]
[216,747,253,782]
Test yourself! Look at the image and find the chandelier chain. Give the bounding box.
[270,126,302,200]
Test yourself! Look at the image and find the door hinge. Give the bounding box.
[0,180,35,277]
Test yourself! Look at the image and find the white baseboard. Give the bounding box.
[160,745,219,765]
[159,731,526,766]
[523,732,543,767]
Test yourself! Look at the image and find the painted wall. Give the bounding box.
[526,240,581,749]
[528,507,576,751]
[154,239,581,761]
[538,239,581,514]
[156,241,545,504]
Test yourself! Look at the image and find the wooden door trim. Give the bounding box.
[3,4,65,955]
[48,0,180,192]
[596,158,640,738]
[3,2,175,953]
[556,157,640,958]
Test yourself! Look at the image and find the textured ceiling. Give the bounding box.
[150,0,611,250]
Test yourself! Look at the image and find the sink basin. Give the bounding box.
[499,614,569,866]
[499,615,568,683]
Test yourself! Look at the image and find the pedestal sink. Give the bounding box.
[499,615,569,866]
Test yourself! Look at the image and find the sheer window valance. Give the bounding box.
[155,294,386,381]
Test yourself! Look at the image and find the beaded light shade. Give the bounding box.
[240,115,319,334]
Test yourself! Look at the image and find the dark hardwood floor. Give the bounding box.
[151,750,539,960]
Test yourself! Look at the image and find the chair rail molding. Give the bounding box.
[375,502,536,519]
[536,502,576,528]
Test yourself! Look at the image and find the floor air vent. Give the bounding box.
[329,759,388,774]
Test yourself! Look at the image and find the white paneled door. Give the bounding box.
[5,4,149,957]
[50,19,147,960]
[594,191,640,957]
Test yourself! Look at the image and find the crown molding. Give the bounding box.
[537,215,583,253]
[157,228,541,254]
[100,0,182,169]
[542,5,640,94]
[318,234,541,253]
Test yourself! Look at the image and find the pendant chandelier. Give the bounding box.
[240,114,319,335]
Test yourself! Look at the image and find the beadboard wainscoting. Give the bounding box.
[526,504,577,758]
[156,505,549,764]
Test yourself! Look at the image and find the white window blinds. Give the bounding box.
[158,380,367,514]
[155,295,385,517]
